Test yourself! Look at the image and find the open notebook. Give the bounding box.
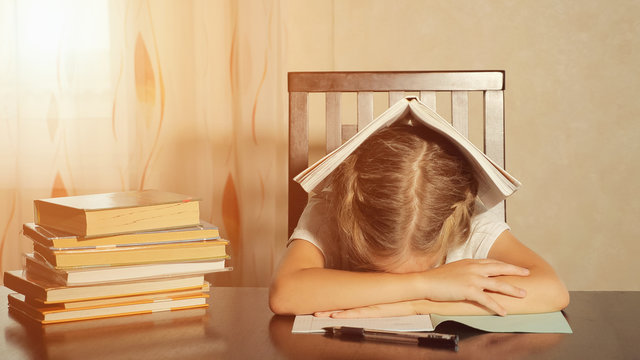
[292,312,572,334]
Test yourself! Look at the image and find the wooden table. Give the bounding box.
[1,287,638,359]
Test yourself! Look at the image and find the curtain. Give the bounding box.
[0,0,288,287]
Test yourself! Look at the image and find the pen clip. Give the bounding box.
[323,326,365,340]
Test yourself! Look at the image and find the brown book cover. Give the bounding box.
[33,190,201,237]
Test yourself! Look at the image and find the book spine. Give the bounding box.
[4,272,47,301]
[34,200,87,236]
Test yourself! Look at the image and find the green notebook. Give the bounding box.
[431,311,572,334]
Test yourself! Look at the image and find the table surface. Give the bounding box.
[1,287,638,360]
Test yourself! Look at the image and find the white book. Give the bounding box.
[294,97,521,210]
[25,253,230,286]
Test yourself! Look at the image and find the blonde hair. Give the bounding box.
[328,124,478,271]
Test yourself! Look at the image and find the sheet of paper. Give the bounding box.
[291,315,433,333]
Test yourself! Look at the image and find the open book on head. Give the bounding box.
[294,96,521,210]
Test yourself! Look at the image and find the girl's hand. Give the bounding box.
[318,259,530,318]
[421,259,530,316]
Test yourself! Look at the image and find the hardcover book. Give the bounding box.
[33,190,201,237]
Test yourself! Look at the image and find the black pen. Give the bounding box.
[323,326,459,351]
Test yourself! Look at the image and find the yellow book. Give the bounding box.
[3,270,205,303]
[33,190,200,237]
[8,292,209,324]
[23,283,210,309]
[33,239,228,268]
[23,221,220,248]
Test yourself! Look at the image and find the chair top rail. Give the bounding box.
[288,71,504,92]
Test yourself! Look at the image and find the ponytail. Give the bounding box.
[331,154,370,269]
[435,187,477,256]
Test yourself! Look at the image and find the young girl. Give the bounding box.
[270,123,569,318]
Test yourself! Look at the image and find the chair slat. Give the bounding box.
[389,91,405,106]
[420,91,437,111]
[484,90,505,167]
[342,124,357,144]
[288,92,309,236]
[357,92,374,130]
[484,90,506,221]
[326,92,341,153]
[452,91,469,138]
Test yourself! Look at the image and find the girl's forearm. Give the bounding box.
[417,266,569,316]
[492,269,569,314]
[269,267,424,315]
[328,266,569,319]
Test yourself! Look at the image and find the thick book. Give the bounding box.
[33,190,201,237]
[33,239,228,268]
[3,270,205,303]
[294,97,521,210]
[25,253,230,286]
[292,312,572,334]
[8,292,209,324]
[23,221,220,249]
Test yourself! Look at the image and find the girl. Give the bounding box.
[270,123,569,318]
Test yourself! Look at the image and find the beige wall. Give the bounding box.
[286,0,640,290]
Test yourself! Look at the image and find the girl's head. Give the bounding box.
[328,123,478,272]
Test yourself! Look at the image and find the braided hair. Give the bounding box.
[327,123,478,271]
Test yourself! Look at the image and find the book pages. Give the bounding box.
[294,97,521,210]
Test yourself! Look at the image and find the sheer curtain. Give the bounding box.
[0,0,288,286]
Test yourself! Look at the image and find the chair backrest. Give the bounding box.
[288,71,506,237]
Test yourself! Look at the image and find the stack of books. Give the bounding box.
[4,190,231,324]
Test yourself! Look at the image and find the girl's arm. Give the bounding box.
[269,237,530,315]
[326,230,570,318]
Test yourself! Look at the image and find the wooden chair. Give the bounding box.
[288,71,507,237]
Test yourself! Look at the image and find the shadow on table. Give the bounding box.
[5,307,225,360]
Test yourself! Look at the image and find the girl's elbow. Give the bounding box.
[554,286,570,311]
[268,279,295,315]
[545,280,570,311]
